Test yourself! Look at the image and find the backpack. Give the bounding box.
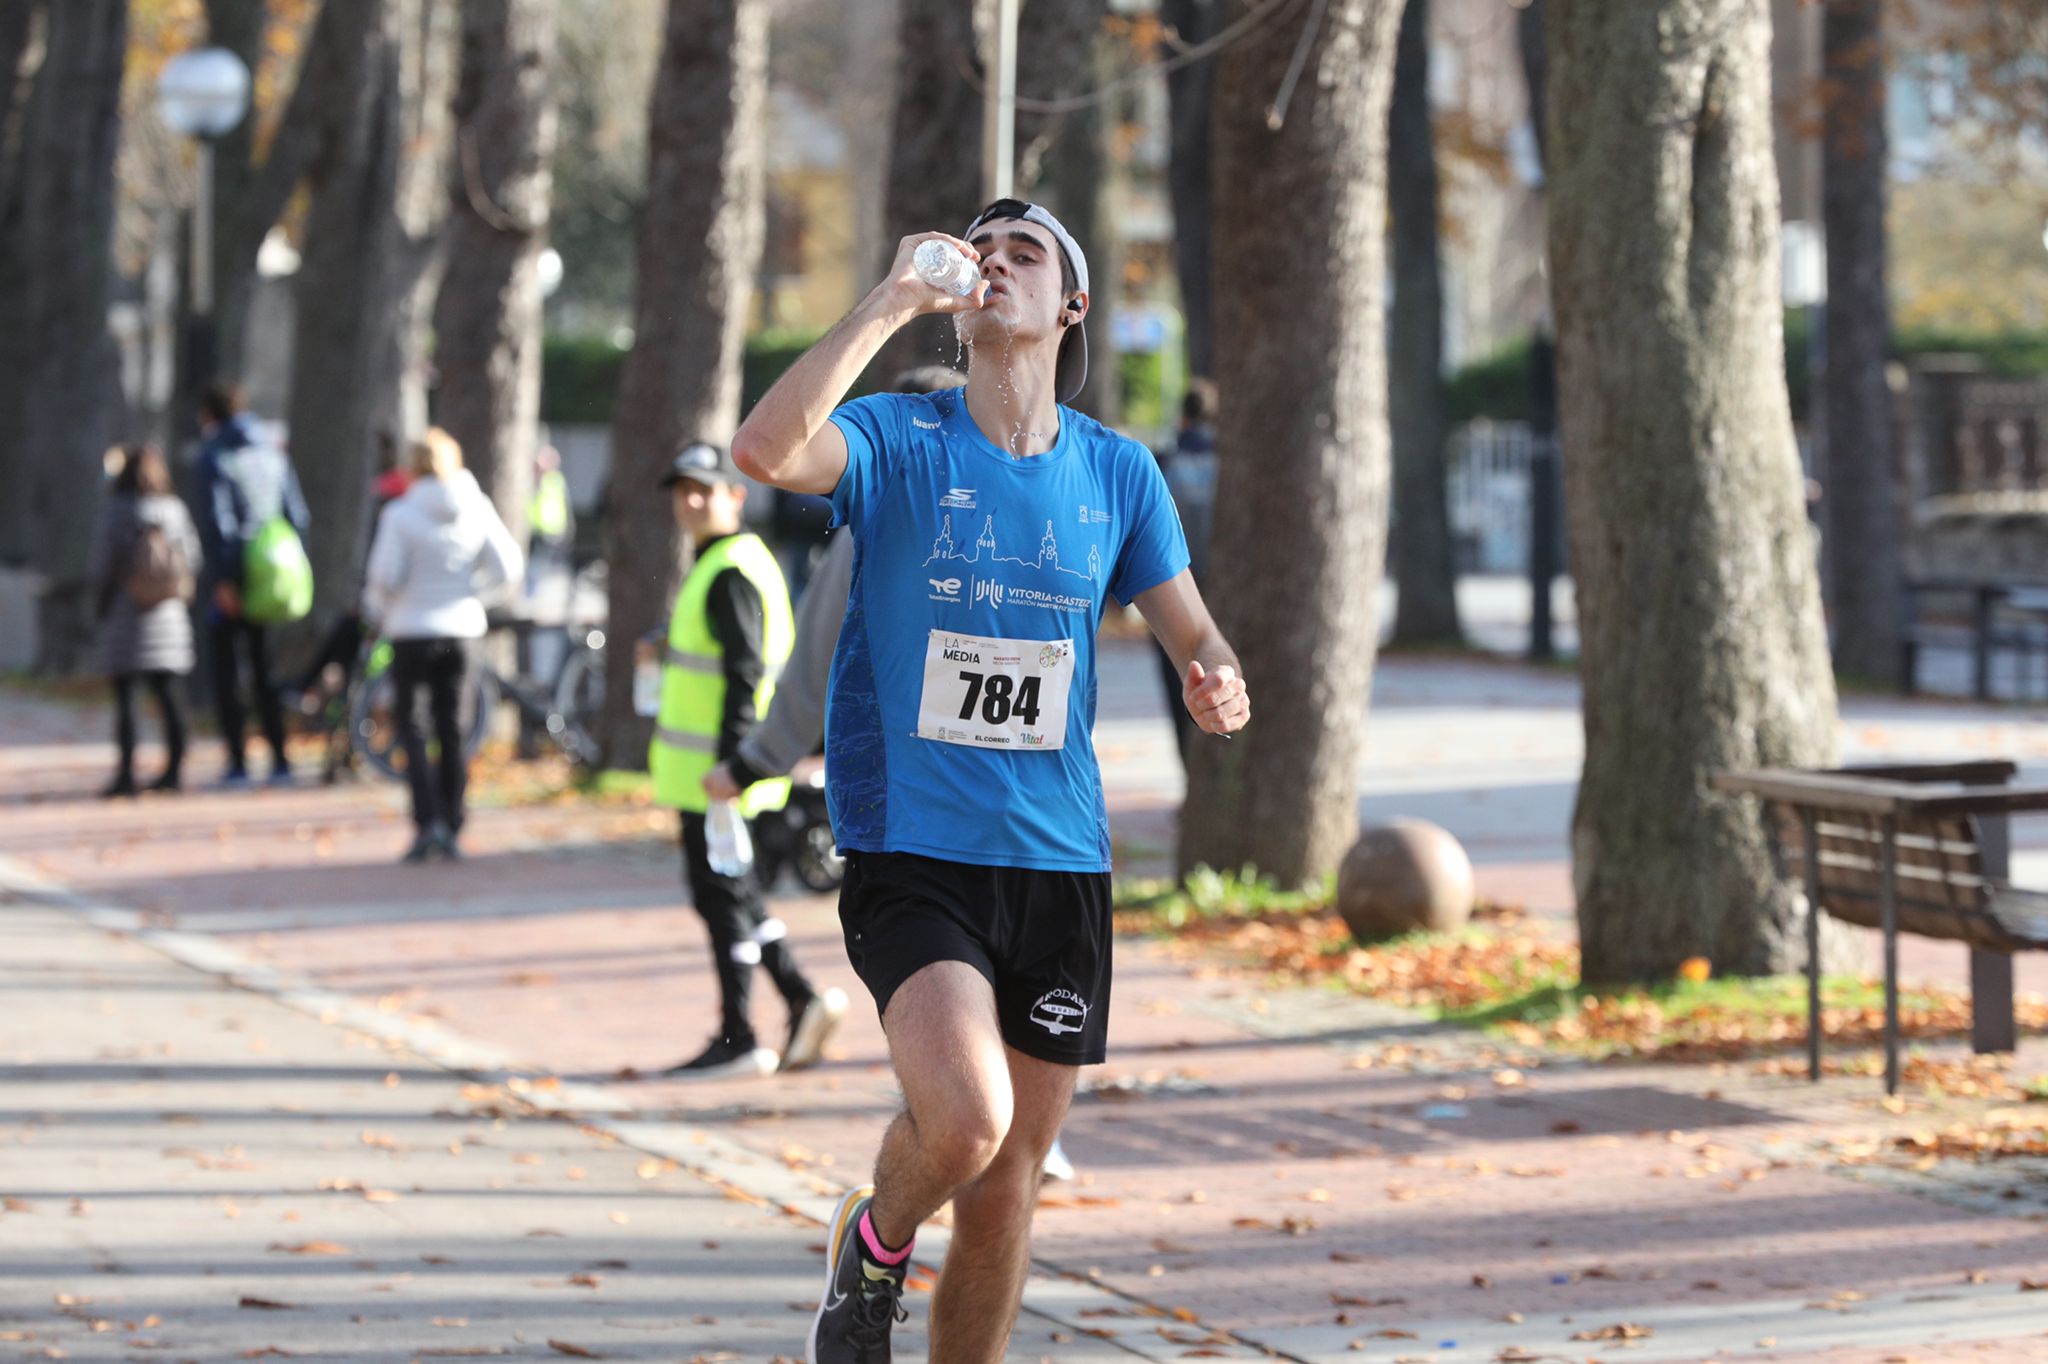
[125,519,192,610]
[242,515,314,624]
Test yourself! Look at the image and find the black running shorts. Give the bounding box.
[836,850,1113,1066]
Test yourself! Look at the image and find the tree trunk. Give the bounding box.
[1387,0,1460,647]
[1045,27,1118,425]
[201,0,380,405]
[1548,0,1839,984]
[1177,0,1404,886]
[1013,0,1099,195]
[1822,0,1898,683]
[869,0,987,386]
[200,0,263,395]
[601,0,766,768]
[287,0,452,637]
[1159,0,1213,379]
[434,0,560,541]
[0,0,45,565]
[19,0,126,670]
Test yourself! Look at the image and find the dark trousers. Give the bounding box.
[209,617,287,775]
[391,637,470,834]
[112,671,185,782]
[681,810,813,1049]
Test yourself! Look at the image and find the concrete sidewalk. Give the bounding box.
[0,894,1166,1362]
[9,658,2048,1362]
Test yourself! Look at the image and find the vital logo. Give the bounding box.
[928,576,962,601]
[940,486,977,508]
[972,579,1005,609]
[1028,988,1090,1037]
[1019,732,1047,747]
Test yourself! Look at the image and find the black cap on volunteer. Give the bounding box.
[963,198,1090,405]
[659,442,742,489]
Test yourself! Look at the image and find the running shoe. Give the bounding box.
[808,1185,908,1364]
[781,987,849,1072]
[664,1036,777,1079]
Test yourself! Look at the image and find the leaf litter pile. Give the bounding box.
[1116,885,2048,1107]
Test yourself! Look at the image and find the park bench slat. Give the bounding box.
[1718,762,2042,1094]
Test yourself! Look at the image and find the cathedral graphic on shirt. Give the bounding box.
[924,513,1102,585]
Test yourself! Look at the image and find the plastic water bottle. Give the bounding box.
[913,240,980,297]
[706,800,754,878]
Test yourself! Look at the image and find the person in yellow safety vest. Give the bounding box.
[524,445,575,600]
[646,441,847,1080]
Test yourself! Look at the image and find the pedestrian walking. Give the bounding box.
[1156,377,1219,767]
[193,382,310,787]
[731,199,1250,1364]
[363,428,523,863]
[90,445,200,798]
[647,442,845,1080]
[525,443,576,601]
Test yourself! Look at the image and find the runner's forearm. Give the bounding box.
[733,285,919,485]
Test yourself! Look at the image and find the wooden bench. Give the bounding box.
[1901,578,2048,699]
[1711,761,2048,1094]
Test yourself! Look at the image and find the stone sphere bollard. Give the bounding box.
[1336,819,1475,942]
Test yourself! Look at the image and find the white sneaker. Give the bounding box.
[1041,1135,1076,1183]
[781,987,849,1072]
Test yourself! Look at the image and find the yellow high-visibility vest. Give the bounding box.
[648,532,794,816]
[528,469,570,539]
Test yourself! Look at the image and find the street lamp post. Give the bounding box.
[157,47,251,392]
[982,0,1019,202]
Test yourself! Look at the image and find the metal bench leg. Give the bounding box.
[1970,951,2017,1054]
[1974,588,1994,701]
[1974,810,2016,1054]
[1803,813,1822,1083]
[1881,815,1901,1097]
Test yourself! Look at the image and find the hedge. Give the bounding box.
[1446,319,2048,428]
[541,328,846,426]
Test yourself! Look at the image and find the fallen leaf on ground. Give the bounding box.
[1572,1322,1653,1341]
[236,1297,299,1311]
[547,1342,601,1359]
[267,1241,349,1256]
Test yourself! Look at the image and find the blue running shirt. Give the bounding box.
[826,389,1189,872]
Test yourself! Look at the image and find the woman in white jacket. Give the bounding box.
[365,428,523,862]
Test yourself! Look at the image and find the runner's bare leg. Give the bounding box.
[927,1047,1075,1363]
[869,961,1014,1247]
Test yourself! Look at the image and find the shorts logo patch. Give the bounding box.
[1028,988,1090,1037]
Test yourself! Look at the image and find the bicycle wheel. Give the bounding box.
[351,654,495,782]
[552,632,607,763]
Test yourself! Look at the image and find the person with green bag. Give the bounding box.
[194,382,311,788]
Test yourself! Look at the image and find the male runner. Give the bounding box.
[732,199,1250,1363]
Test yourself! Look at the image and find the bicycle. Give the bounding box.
[342,624,606,781]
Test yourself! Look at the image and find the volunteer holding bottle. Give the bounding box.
[644,442,846,1079]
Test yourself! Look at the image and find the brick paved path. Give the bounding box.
[7,656,2048,1361]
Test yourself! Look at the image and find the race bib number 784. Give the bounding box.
[917,630,1074,751]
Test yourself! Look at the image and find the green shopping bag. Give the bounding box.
[241,516,313,624]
